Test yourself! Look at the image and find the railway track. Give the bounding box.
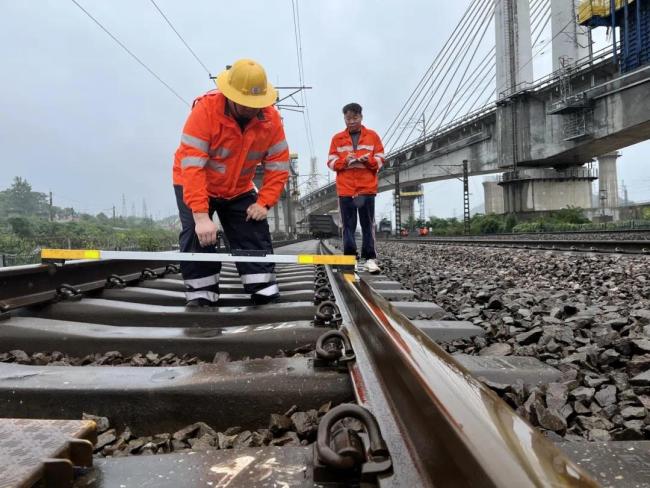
[0,240,648,487]
[384,236,650,254]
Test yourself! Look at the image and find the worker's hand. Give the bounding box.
[193,213,219,247]
[358,153,370,164]
[345,154,356,165]
[246,203,268,221]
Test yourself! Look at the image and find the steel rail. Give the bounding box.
[321,241,598,487]
[382,238,650,254]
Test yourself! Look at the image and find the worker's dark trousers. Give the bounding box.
[174,185,278,305]
[339,195,377,260]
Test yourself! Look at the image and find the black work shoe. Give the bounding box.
[251,294,280,305]
[185,298,217,308]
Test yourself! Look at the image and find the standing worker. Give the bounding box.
[327,103,384,274]
[172,59,290,307]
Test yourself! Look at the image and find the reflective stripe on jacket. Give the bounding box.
[327,125,385,196]
[172,90,290,212]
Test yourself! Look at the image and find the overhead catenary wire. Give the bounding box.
[148,0,212,76]
[289,0,316,161]
[69,0,189,107]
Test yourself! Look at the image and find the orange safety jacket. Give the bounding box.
[172,90,290,213]
[327,126,385,197]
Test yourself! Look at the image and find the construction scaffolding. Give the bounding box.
[578,0,636,25]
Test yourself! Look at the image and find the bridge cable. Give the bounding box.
[384,0,549,184]
[483,4,555,104]
[430,0,550,133]
[379,0,494,185]
[382,0,485,145]
[384,0,491,149]
[385,0,493,151]
[424,0,550,135]
[382,0,488,148]
[424,8,497,139]
[69,0,189,107]
[392,0,494,151]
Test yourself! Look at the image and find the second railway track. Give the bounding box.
[0,239,648,486]
[383,236,650,254]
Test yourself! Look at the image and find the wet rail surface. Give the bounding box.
[0,240,646,486]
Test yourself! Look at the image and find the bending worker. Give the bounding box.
[172,59,290,307]
[327,103,384,274]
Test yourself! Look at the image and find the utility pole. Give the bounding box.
[463,160,470,235]
[121,194,127,218]
[394,160,401,236]
[112,205,116,223]
[49,191,53,222]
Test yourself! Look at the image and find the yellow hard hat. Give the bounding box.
[216,59,277,108]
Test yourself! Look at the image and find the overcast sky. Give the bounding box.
[1,0,649,220]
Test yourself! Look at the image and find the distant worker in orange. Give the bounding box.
[172,59,290,307]
[327,103,385,274]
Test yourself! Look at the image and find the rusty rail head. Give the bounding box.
[332,270,599,487]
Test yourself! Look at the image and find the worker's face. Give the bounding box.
[228,99,261,120]
[344,111,362,132]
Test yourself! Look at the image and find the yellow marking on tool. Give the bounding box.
[41,249,101,260]
[299,255,356,265]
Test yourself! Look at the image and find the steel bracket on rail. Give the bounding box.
[314,330,355,369]
[314,285,335,305]
[140,268,159,280]
[56,284,82,301]
[313,301,342,328]
[106,274,127,289]
[313,404,392,484]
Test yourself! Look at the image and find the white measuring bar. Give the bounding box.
[41,248,356,266]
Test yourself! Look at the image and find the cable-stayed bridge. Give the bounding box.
[298,0,650,227]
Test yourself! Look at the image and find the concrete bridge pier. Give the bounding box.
[597,151,620,220]
[483,179,505,214]
[498,166,596,216]
[399,185,423,225]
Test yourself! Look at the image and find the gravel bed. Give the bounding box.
[0,345,315,367]
[81,401,363,458]
[390,231,650,241]
[378,242,650,442]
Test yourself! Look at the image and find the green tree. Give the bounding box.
[8,217,35,238]
[1,177,48,217]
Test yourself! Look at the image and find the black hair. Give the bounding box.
[342,103,362,115]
